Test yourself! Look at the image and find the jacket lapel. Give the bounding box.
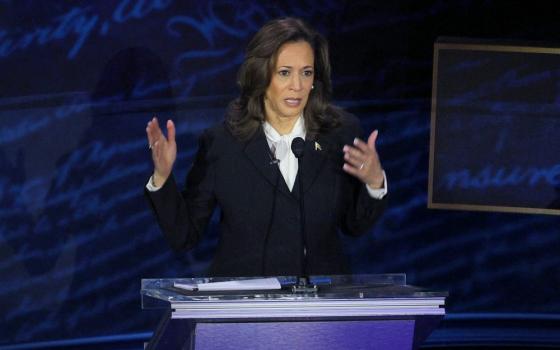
[295,135,330,196]
[243,127,293,197]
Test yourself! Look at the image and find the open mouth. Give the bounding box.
[284,98,302,107]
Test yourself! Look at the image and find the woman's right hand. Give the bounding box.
[146,117,177,187]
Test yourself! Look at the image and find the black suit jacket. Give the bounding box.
[146,110,387,277]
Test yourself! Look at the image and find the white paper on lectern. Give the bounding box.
[173,278,281,291]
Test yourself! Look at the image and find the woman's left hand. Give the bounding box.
[342,129,384,188]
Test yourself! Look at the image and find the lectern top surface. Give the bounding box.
[140,274,447,310]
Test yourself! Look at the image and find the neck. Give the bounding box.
[266,114,300,135]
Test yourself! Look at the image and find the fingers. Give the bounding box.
[146,116,176,186]
[342,131,383,185]
[343,145,366,168]
[342,162,361,177]
[146,116,162,148]
[167,119,176,144]
[147,117,175,149]
[343,137,371,167]
[146,118,154,146]
[352,137,370,153]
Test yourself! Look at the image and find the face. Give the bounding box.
[264,41,314,123]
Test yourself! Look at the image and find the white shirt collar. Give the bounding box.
[263,114,306,143]
[262,115,305,191]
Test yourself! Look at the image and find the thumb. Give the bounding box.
[167,119,176,143]
[367,129,378,150]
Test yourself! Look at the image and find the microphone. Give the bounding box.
[291,137,305,159]
[291,137,316,293]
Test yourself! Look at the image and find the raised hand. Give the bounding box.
[342,129,384,188]
[146,117,177,187]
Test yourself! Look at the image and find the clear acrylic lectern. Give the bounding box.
[141,274,446,350]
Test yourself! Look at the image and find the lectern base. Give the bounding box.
[147,315,443,350]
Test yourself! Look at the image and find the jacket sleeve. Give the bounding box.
[337,112,388,236]
[341,180,388,236]
[144,129,217,252]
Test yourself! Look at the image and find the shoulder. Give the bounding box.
[198,122,243,160]
[329,105,362,133]
[321,105,363,144]
[200,122,231,142]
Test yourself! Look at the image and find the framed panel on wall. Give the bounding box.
[429,38,560,215]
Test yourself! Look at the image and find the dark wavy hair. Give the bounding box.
[226,17,340,141]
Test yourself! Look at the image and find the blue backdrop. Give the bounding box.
[1,0,559,347]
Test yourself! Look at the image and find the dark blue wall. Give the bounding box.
[1,0,559,347]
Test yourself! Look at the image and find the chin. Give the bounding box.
[283,107,305,118]
[284,112,302,119]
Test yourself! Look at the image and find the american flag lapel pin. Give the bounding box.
[314,141,322,151]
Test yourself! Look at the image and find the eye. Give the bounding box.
[278,69,290,77]
[303,70,314,77]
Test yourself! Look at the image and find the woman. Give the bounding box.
[145,17,387,277]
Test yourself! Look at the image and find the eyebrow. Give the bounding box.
[278,65,314,69]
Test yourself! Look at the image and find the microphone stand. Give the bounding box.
[291,137,318,293]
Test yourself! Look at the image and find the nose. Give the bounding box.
[289,74,303,91]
